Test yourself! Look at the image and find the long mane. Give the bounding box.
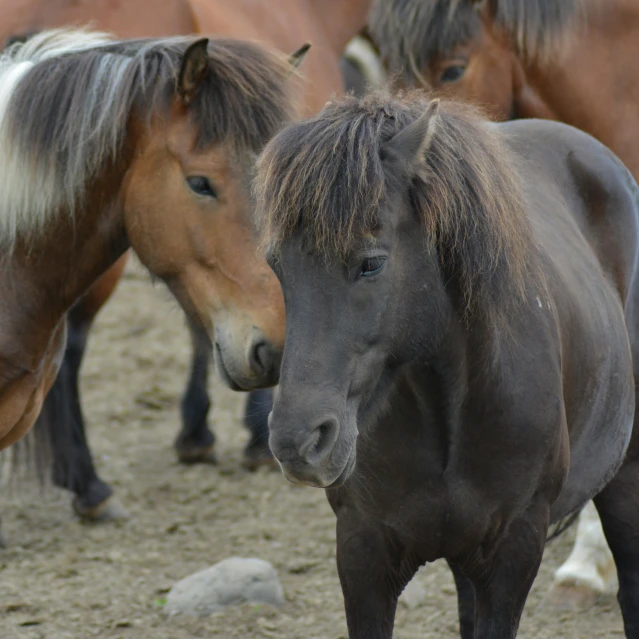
[256,91,539,322]
[0,28,295,252]
[369,0,586,81]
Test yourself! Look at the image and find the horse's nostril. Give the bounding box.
[250,340,270,375]
[300,418,339,465]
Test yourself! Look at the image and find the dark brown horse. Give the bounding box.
[255,92,639,638]
[1,0,373,521]
[0,30,305,453]
[368,0,637,608]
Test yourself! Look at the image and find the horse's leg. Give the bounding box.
[49,255,128,521]
[175,320,216,464]
[594,456,639,638]
[552,500,617,608]
[242,389,275,470]
[334,513,414,639]
[49,307,128,521]
[447,561,475,639]
[466,500,549,639]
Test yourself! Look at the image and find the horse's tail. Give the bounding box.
[0,386,59,491]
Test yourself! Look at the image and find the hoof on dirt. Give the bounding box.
[243,445,278,472]
[549,580,602,611]
[73,495,131,523]
[176,444,218,465]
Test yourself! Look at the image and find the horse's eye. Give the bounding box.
[359,256,386,278]
[187,176,217,198]
[440,64,466,84]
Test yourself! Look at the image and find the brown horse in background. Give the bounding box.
[368,0,639,610]
[1,0,372,521]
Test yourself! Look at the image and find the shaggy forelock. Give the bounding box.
[256,91,538,320]
[369,0,586,80]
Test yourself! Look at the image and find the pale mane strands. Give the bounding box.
[0,29,116,250]
[256,91,536,320]
[369,0,585,80]
[0,28,296,252]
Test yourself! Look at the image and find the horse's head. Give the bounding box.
[255,93,531,487]
[124,39,307,390]
[369,0,582,121]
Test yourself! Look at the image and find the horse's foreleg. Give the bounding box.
[594,456,639,638]
[552,500,617,608]
[466,499,549,639]
[335,512,415,639]
[175,319,215,463]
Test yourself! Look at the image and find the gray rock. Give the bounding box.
[164,557,284,618]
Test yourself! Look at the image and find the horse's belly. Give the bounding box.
[551,338,634,520]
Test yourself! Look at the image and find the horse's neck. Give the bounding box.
[0,176,128,372]
[518,0,639,178]
[307,0,372,53]
[189,0,371,114]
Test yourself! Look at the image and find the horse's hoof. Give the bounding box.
[242,445,278,472]
[549,580,602,610]
[73,495,130,523]
[176,444,217,465]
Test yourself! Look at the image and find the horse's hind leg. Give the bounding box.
[242,389,274,470]
[49,308,128,521]
[175,320,216,464]
[594,454,639,638]
[552,501,617,609]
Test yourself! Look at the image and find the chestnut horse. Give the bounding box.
[1,0,372,520]
[368,0,639,609]
[0,29,304,476]
[256,91,639,639]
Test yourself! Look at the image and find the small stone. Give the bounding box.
[164,557,284,618]
[399,577,427,610]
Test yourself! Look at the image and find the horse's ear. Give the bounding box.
[177,38,209,104]
[288,43,311,70]
[382,99,440,173]
[381,100,439,173]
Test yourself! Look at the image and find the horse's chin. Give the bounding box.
[214,342,279,391]
[214,343,245,391]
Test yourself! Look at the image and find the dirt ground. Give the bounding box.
[0,259,626,639]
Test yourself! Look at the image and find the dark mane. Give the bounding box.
[256,91,538,321]
[369,0,585,80]
[0,29,297,250]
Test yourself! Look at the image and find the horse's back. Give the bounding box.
[500,118,639,309]
[189,0,345,115]
[0,0,196,42]
[500,119,639,516]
